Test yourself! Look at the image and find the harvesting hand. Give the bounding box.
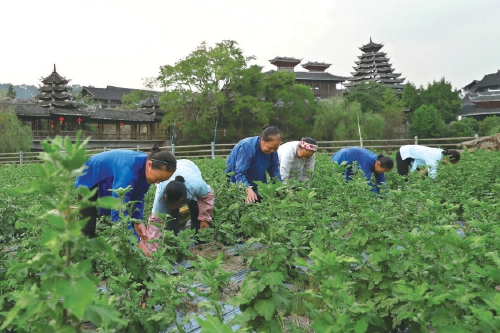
[246,187,258,203]
[134,223,149,241]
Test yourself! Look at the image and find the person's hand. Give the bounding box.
[137,240,152,258]
[200,221,210,230]
[245,187,258,203]
[134,223,148,241]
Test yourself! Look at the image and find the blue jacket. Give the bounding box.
[331,147,385,194]
[75,150,150,234]
[225,136,281,194]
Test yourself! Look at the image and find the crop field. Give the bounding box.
[1,135,500,333]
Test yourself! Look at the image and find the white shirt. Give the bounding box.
[400,145,443,179]
[277,141,315,182]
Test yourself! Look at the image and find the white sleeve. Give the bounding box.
[279,147,294,182]
[302,154,316,181]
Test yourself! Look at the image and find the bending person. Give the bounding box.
[277,137,317,183]
[331,147,393,194]
[75,145,176,256]
[225,126,282,203]
[396,145,460,180]
[146,160,214,251]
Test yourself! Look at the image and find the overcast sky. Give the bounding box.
[2,0,499,91]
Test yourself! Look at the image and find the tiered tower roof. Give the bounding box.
[301,61,331,72]
[37,64,77,109]
[345,39,405,93]
[268,56,302,71]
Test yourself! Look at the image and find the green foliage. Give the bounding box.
[0,132,124,332]
[157,40,253,143]
[265,72,317,139]
[380,88,406,139]
[448,118,478,137]
[2,143,500,332]
[344,81,387,113]
[420,78,462,123]
[402,82,422,112]
[410,104,447,138]
[121,90,151,110]
[313,99,385,140]
[0,106,33,153]
[7,84,16,99]
[478,115,500,136]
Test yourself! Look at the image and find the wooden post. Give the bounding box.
[414,136,418,145]
[20,151,23,165]
[211,142,215,159]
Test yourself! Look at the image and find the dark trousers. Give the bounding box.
[396,150,414,181]
[78,186,99,238]
[165,199,200,235]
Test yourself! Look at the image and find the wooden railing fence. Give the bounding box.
[0,135,478,165]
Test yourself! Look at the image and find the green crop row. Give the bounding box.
[0,135,499,332]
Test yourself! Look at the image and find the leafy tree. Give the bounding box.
[419,78,461,123]
[478,115,500,136]
[410,105,446,138]
[156,40,254,143]
[344,81,387,113]
[401,82,423,115]
[0,88,6,99]
[264,71,317,139]
[121,90,150,110]
[313,99,384,141]
[6,84,16,99]
[222,65,273,141]
[0,106,33,153]
[448,118,478,137]
[380,88,406,139]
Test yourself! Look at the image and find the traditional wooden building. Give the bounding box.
[267,57,347,99]
[344,38,405,94]
[5,66,168,141]
[459,70,500,120]
[80,85,152,108]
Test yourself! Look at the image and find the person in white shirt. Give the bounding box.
[145,159,214,252]
[277,137,318,183]
[396,145,460,180]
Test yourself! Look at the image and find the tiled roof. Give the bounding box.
[82,85,153,102]
[294,71,348,82]
[458,103,500,117]
[474,70,500,89]
[5,103,157,122]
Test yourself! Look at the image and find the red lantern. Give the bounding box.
[96,125,99,129]
[59,116,64,124]
[50,120,54,128]
[77,118,82,124]
[119,122,124,127]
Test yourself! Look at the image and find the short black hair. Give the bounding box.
[377,154,394,169]
[163,175,187,205]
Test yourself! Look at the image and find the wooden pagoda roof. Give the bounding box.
[301,61,332,72]
[359,38,384,53]
[269,56,302,68]
[294,71,348,82]
[41,64,69,85]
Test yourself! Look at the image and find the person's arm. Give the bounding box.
[267,152,282,182]
[302,155,315,181]
[279,148,294,183]
[374,172,386,195]
[197,187,214,229]
[427,159,439,179]
[233,146,253,187]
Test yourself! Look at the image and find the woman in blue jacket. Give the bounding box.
[75,145,176,255]
[225,126,282,203]
[331,147,393,194]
